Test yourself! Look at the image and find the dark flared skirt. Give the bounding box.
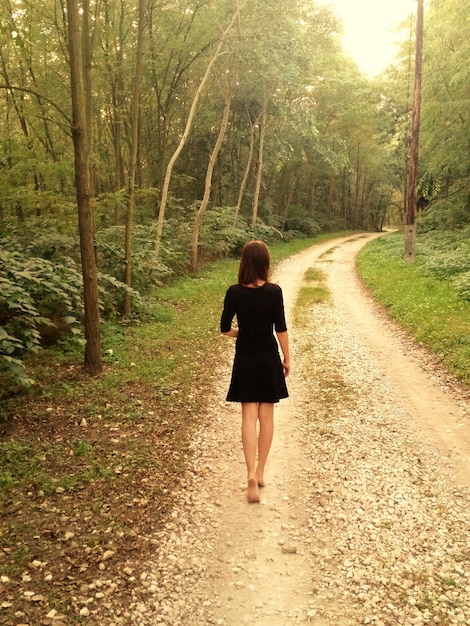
[226,350,289,403]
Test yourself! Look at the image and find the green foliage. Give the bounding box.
[197,206,287,258]
[417,0,470,226]
[0,234,141,389]
[96,224,174,294]
[452,272,470,302]
[283,205,322,238]
[294,264,331,325]
[416,227,470,302]
[305,268,327,282]
[418,199,470,232]
[198,207,250,259]
[0,440,52,493]
[0,247,83,387]
[73,439,93,457]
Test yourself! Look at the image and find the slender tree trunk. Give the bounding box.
[81,0,96,197]
[66,0,102,376]
[353,144,361,228]
[327,175,335,223]
[252,90,269,226]
[190,76,235,273]
[340,169,348,228]
[405,0,424,262]
[281,168,301,228]
[124,0,147,316]
[155,2,242,257]
[104,0,126,204]
[233,109,256,227]
[307,171,316,217]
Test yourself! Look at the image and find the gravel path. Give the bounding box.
[122,234,470,626]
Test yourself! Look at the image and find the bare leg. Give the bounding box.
[241,402,260,502]
[256,402,274,487]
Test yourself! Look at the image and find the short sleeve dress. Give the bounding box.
[220,282,289,403]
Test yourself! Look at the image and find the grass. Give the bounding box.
[294,266,331,326]
[357,230,470,383]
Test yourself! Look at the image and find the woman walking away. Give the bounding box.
[220,240,290,503]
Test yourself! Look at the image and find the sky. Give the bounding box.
[321,0,417,77]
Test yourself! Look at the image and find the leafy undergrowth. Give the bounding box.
[0,235,326,625]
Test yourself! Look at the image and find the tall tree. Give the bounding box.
[124,0,147,316]
[66,0,102,375]
[251,89,268,225]
[154,0,243,258]
[418,0,470,227]
[190,72,237,272]
[404,0,424,262]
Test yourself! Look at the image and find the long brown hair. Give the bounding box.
[238,240,270,285]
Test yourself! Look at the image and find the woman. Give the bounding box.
[220,240,290,503]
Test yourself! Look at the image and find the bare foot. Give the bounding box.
[256,473,266,488]
[247,478,260,503]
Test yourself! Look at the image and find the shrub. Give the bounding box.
[452,271,470,302]
[418,198,470,232]
[96,224,173,293]
[198,207,251,260]
[418,228,470,286]
[0,248,83,387]
[283,206,322,237]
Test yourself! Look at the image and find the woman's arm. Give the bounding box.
[276,330,290,376]
[222,328,239,338]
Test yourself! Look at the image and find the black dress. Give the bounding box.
[220,282,289,403]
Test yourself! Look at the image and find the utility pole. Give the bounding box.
[404,0,424,263]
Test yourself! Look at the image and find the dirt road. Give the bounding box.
[139,233,470,626]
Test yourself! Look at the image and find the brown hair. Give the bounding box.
[238,240,271,285]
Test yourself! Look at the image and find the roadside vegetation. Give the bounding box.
[357,228,470,384]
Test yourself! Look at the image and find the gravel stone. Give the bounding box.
[97,235,470,626]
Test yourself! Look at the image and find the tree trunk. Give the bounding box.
[104,0,126,203]
[81,0,96,198]
[190,76,235,273]
[281,168,301,228]
[67,0,102,376]
[307,171,316,217]
[124,0,147,316]
[233,108,256,227]
[405,0,424,263]
[252,90,269,226]
[154,2,242,257]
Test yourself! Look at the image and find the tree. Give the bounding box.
[190,72,237,272]
[418,0,470,227]
[154,0,243,258]
[404,0,424,263]
[66,0,102,375]
[124,0,148,316]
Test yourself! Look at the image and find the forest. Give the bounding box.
[0,0,469,392]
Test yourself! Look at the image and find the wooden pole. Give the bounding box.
[404,0,424,263]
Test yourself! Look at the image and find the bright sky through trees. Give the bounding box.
[321,0,416,76]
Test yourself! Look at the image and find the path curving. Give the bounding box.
[123,234,470,626]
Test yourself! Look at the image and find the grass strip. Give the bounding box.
[357,231,470,384]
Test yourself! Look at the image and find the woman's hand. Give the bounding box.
[283,360,291,377]
[222,328,239,338]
